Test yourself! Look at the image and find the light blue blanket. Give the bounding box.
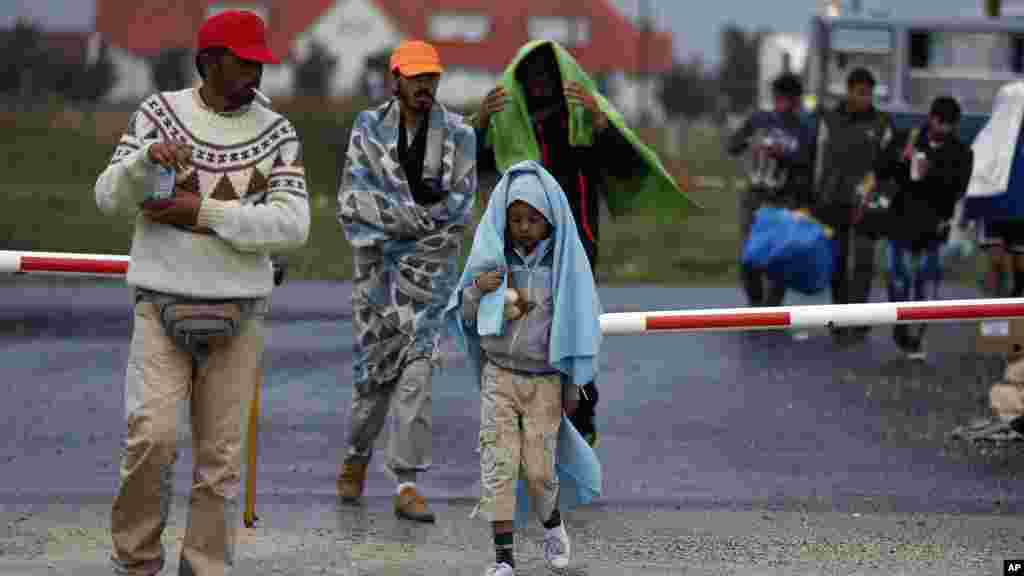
[444,160,602,528]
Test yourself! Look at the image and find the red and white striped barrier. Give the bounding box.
[4,250,1024,334]
[0,250,130,278]
[601,299,1024,335]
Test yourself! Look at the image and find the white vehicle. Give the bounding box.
[805,13,1024,139]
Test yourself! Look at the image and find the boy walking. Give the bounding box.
[446,161,602,575]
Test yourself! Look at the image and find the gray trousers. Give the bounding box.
[344,358,433,480]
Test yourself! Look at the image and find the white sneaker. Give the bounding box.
[485,562,515,576]
[543,523,571,570]
[905,343,927,362]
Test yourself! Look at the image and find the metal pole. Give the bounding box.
[601,299,1024,335]
[6,250,1024,335]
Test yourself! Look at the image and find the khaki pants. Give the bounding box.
[475,361,562,524]
[344,358,433,479]
[991,355,1024,422]
[111,301,264,576]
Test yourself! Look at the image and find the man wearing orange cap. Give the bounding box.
[336,40,476,523]
[94,10,309,575]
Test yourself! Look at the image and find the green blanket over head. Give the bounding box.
[485,40,701,221]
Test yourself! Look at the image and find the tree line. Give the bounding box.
[1,17,760,118]
[0,20,339,105]
[658,23,762,120]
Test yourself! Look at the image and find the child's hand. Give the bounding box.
[564,387,579,417]
[474,269,505,294]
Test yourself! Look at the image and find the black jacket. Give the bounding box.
[875,126,974,249]
[727,109,816,206]
[813,103,893,225]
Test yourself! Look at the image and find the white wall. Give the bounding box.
[435,68,500,108]
[106,45,152,102]
[294,0,402,98]
[758,34,808,111]
[608,73,666,124]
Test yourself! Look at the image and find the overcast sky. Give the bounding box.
[610,0,982,62]
[0,0,992,63]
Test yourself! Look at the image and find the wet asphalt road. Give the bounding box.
[2,279,1024,574]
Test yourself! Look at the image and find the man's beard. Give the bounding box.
[227,85,257,109]
[406,90,434,112]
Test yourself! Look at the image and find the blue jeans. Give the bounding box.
[886,241,942,351]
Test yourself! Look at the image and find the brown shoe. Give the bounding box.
[394,485,435,523]
[337,461,367,503]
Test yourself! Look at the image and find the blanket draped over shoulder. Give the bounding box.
[338,99,476,389]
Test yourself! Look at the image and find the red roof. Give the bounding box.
[375,0,673,74]
[96,0,672,73]
[94,0,334,60]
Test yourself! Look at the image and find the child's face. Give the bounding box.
[507,200,551,253]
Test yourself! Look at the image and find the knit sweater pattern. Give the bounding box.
[95,88,310,299]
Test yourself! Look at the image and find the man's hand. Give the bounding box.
[473,269,505,294]
[565,82,608,132]
[147,141,193,171]
[916,157,930,179]
[755,141,786,158]
[477,85,508,130]
[902,140,915,162]
[143,190,202,228]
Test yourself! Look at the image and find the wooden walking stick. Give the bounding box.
[244,368,262,527]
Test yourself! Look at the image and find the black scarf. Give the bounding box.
[398,110,441,205]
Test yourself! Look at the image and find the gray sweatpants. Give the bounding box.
[343,358,433,481]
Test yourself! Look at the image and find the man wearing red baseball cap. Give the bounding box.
[195,9,279,111]
[335,40,476,523]
[95,10,309,575]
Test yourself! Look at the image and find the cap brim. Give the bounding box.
[230,45,280,65]
[394,63,444,76]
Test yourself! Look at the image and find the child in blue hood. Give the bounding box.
[445,160,602,576]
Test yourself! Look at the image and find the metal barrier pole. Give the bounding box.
[601,299,1024,335]
[8,249,1024,527]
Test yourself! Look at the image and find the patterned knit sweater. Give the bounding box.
[95,88,310,299]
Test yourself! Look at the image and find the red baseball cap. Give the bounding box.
[197,10,279,65]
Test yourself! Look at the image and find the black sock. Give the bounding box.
[494,532,514,567]
[1014,271,1024,296]
[542,509,561,530]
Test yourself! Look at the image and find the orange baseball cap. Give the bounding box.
[390,40,443,76]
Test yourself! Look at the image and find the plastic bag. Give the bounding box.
[742,206,835,295]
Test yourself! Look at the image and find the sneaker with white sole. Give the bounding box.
[485,562,515,576]
[543,522,571,570]
[906,349,927,362]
